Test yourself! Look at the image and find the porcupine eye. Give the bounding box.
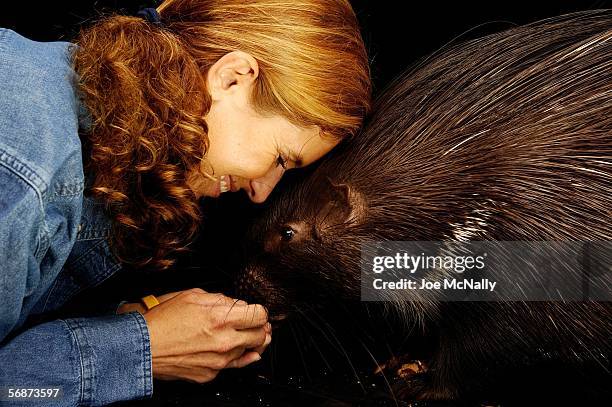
[280,226,295,242]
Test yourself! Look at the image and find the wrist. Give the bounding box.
[117,302,147,315]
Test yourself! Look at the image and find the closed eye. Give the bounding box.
[276,154,288,169]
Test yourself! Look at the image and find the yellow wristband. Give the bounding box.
[141,294,160,310]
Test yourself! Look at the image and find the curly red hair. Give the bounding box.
[73,0,371,271]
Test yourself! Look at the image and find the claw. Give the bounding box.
[397,360,427,379]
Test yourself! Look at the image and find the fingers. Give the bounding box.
[195,295,268,329]
[178,290,267,329]
[252,323,272,354]
[223,303,269,329]
[226,351,262,369]
[145,289,272,383]
[228,326,270,350]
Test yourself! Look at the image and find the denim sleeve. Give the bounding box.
[0,312,153,406]
[0,167,153,405]
[0,164,45,340]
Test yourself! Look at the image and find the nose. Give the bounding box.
[248,165,285,203]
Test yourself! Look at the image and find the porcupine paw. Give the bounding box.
[375,356,433,401]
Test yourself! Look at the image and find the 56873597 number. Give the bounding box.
[1,387,63,400]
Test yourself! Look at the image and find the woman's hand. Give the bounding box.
[119,288,271,383]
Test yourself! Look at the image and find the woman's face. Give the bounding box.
[186,51,339,203]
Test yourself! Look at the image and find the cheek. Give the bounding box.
[206,138,270,179]
[206,130,274,179]
[232,155,274,180]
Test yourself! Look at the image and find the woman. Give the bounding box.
[0,0,371,404]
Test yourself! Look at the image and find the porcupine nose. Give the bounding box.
[235,270,260,303]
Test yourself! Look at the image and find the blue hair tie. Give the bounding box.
[136,8,163,26]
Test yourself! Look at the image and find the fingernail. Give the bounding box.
[265,322,272,332]
[264,333,272,346]
[253,353,262,362]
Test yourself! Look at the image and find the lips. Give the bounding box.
[219,175,230,193]
[216,175,240,196]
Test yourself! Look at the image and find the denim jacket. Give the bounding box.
[0,28,153,405]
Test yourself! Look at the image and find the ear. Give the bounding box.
[318,177,352,228]
[327,177,351,208]
[206,51,259,100]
